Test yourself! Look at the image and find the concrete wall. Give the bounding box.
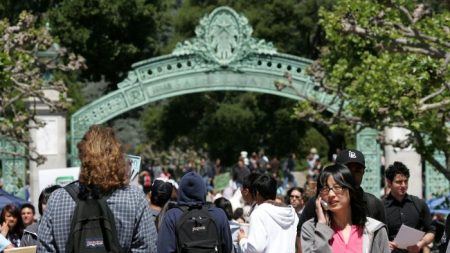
[384,127,423,197]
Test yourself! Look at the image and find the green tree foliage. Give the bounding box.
[306,0,450,179]
[140,92,310,165]
[0,12,84,163]
[46,0,163,85]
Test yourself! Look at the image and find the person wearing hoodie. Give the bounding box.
[301,164,389,253]
[238,174,299,253]
[157,171,232,253]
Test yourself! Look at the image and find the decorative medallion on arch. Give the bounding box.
[172,6,276,66]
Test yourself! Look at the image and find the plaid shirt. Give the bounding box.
[37,184,157,253]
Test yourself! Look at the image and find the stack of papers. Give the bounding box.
[393,224,425,249]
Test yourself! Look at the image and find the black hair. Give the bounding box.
[38,185,62,215]
[20,203,35,215]
[252,174,277,200]
[214,197,233,220]
[233,207,244,220]
[385,161,410,182]
[242,172,260,189]
[0,204,24,236]
[316,164,367,227]
[150,181,173,207]
[242,172,260,199]
[286,186,304,204]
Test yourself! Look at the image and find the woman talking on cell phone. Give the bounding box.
[300,164,390,253]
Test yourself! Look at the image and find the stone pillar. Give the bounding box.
[384,127,422,197]
[28,89,67,210]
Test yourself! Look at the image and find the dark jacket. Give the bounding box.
[157,172,232,253]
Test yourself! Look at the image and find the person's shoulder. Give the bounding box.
[406,194,423,202]
[301,218,316,232]
[363,191,379,199]
[48,187,71,202]
[208,206,227,217]
[365,217,385,232]
[406,194,428,210]
[108,185,149,209]
[363,191,383,204]
[112,185,146,199]
[207,207,229,224]
[23,223,38,234]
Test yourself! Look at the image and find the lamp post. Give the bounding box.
[35,42,60,83]
[28,40,68,210]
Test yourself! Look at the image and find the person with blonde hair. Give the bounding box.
[38,125,157,252]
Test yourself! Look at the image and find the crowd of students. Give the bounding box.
[0,125,449,253]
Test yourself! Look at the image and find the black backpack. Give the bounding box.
[64,182,121,253]
[175,205,221,253]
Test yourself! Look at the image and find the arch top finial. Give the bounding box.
[172,6,277,66]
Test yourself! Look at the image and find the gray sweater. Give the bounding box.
[301,217,390,253]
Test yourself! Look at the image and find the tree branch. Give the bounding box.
[413,130,450,181]
[420,86,446,104]
[419,99,450,112]
[398,5,414,24]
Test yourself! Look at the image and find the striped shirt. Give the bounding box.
[37,184,157,253]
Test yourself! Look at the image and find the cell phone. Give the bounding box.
[320,200,329,210]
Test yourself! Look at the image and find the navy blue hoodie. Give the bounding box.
[157,171,232,253]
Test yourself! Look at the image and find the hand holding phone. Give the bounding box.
[320,200,329,211]
[316,198,330,225]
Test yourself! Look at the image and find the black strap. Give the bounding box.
[64,182,80,203]
[64,181,109,202]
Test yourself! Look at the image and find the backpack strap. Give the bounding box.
[64,181,80,203]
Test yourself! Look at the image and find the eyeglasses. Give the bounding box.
[290,195,301,199]
[320,185,345,194]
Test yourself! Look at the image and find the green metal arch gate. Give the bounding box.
[71,6,383,195]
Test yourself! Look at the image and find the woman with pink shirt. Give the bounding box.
[301,164,389,253]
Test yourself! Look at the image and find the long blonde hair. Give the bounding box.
[77,125,129,193]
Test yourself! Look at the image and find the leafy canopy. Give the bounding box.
[307,0,449,179]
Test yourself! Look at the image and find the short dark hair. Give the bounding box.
[150,180,173,207]
[316,164,367,227]
[214,197,233,220]
[20,203,35,215]
[286,187,304,204]
[252,174,277,200]
[385,161,410,182]
[242,172,260,196]
[232,207,244,220]
[38,185,62,215]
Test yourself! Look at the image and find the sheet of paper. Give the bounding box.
[127,154,141,181]
[393,224,425,249]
